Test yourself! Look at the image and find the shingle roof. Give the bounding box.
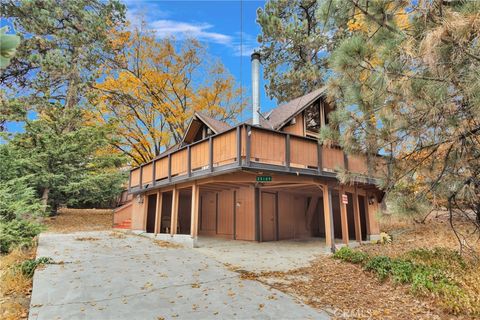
[195,111,232,134]
[266,86,327,129]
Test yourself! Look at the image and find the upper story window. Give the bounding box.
[305,102,321,134]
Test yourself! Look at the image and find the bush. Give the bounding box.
[0,219,43,253]
[17,257,53,277]
[333,247,369,264]
[364,255,393,280]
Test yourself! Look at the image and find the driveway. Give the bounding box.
[29,231,329,320]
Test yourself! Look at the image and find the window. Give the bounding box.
[305,102,321,133]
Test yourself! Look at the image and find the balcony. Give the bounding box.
[128,124,379,194]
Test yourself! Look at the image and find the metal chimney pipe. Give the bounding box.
[251,52,260,126]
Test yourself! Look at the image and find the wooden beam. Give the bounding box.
[322,184,334,251]
[190,184,199,238]
[154,191,163,234]
[170,187,179,235]
[353,188,362,242]
[285,134,290,170]
[339,187,349,245]
[237,126,242,166]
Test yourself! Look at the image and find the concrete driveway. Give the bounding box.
[29,231,329,320]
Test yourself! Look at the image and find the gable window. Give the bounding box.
[304,102,321,134]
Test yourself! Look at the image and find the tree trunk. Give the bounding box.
[41,187,50,212]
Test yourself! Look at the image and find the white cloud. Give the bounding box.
[150,20,233,45]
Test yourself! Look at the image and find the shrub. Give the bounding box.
[364,255,392,280]
[0,219,43,253]
[17,257,53,277]
[391,259,415,283]
[333,247,369,264]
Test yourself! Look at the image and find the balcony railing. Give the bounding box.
[128,124,379,193]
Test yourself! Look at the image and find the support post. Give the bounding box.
[187,146,191,177]
[285,134,290,170]
[128,171,132,193]
[209,136,213,172]
[322,184,335,251]
[168,154,172,182]
[254,186,260,241]
[139,165,143,189]
[190,184,199,239]
[245,125,251,166]
[353,187,362,242]
[317,142,323,173]
[154,191,163,234]
[339,187,349,245]
[236,126,242,166]
[170,187,179,235]
[152,159,156,186]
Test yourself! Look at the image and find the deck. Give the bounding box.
[128,124,379,194]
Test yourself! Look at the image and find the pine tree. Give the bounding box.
[323,0,480,254]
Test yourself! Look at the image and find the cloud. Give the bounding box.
[150,20,233,45]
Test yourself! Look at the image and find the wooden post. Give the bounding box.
[353,188,362,242]
[285,134,290,170]
[139,165,143,189]
[152,159,156,186]
[339,187,349,245]
[190,184,199,238]
[154,191,163,234]
[236,126,242,166]
[322,184,334,250]
[170,187,179,235]
[317,142,323,173]
[245,125,251,166]
[208,136,213,172]
[187,146,191,177]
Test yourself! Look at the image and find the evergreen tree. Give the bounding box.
[6,108,125,213]
[257,0,329,102]
[323,0,480,253]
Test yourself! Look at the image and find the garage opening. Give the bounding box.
[358,195,368,241]
[346,192,356,240]
[160,191,172,233]
[146,194,157,233]
[177,188,191,235]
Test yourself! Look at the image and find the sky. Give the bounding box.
[2,0,274,134]
[124,0,275,122]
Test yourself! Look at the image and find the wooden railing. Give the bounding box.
[129,124,377,192]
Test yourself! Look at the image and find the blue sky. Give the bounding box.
[124,0,274,122]
[2,0,274,133]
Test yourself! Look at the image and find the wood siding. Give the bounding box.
[250,129,285,166]
[282,114,304,136]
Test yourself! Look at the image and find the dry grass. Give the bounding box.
[0,247,36,320]
[255,212,479,319]
[153,239,183,249]
[44,208,113,233]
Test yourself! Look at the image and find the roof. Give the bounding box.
[267,86,327,129]
[240,86,327,130]
[195,111,232,134]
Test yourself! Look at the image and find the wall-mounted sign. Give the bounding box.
[256,176,272,182]
[342,194,348,204]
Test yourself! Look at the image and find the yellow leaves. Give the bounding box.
[347,13,367,32]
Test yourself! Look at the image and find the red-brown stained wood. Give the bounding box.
[290,137,317,168]
[322,147,345,171]
[142,163,153,184]
[250,129,285,165]
[155,158,168,180]
[131,168,140,187]
[191,140,209,170]
[213,129,236,165]
[171,149,187,176]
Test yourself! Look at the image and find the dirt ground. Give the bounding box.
[251,213,479,320]
[43,208,113,233]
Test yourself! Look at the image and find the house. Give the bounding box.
[115,53,384,250]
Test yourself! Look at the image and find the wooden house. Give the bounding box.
[115,53,384,249]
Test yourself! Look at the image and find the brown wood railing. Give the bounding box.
[129,124,377,192]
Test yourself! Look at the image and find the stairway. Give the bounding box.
[113,218,131,229]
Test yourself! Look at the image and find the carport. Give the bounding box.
[136,171,378,248]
